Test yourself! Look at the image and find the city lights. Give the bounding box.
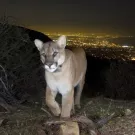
[45,32,135,61]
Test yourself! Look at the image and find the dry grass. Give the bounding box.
[0,96,134,135]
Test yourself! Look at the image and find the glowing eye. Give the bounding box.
[53,52,58,57]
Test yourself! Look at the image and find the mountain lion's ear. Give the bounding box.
[34,39,43,51]
[56,35,66,48]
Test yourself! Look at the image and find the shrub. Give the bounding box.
[104,60,135,99]
[0,16,46,110]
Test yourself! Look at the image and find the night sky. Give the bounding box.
[0,0,135,34]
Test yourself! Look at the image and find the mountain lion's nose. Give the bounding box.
[46,62,53,68]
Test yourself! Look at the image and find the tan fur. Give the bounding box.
[34,35,87,118]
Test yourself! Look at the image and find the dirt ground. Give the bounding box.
[0,96,135,135]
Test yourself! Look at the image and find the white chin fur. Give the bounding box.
[44,65,57,72]
[47,68,57,72]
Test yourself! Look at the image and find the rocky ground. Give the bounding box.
[0,96,135,135]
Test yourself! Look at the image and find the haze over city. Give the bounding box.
[0,0,135,35]
[0,0,135,60]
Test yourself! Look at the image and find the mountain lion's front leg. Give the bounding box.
[61,88,74,118]
[75,75,85,109]
[45,86,61,116]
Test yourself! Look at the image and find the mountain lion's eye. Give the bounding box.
[53,52,58,57]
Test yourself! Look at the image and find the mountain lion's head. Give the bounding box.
[34,35,67,72]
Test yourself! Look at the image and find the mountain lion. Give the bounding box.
[34,35,87,118]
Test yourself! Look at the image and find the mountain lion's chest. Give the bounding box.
[45,71,72,95]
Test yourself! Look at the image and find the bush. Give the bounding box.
[0,16,46,109]
[104,60,135,99]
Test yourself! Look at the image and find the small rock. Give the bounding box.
[37,129,46,135]
[125,109,132,116]
[36,125,46,135]
[35,102,39,105]
[59,121,79,135]
[90,130,99,135]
